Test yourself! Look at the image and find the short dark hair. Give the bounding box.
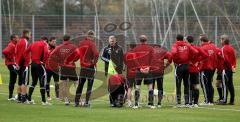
[200,36,208,42]
[224,39,230,44]
[49,37,56,42]
[10,34,17,40]
[129,43,136,49]
[176,34,184,41]
[87,30,95,37]
[63,35,70,41]
[41,36,48,42]
[186,35,194,43]
[22,29,30,35]
[139,35,147,43]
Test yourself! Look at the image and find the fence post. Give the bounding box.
[32,15,35,42]
[0,0,2,57]
[63,0,66,35]
[214,16,218,45]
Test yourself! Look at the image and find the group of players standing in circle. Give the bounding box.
[2,29,237,109]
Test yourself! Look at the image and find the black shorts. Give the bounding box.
[60,66,78,81]
[7,65,18,83]
[216,73,222,81]
[135,70,153,85]
[189,73,199,85]
[46,69,59,82]
[79,66,96,79]
[18,66,29,86]
[127,78,135,88]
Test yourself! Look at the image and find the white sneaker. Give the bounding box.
[193,104,199,108]
[28,100,36,105]
[42,102,52,106]
[8,98,16,101]
[132,106,139,109]
[199,102,209,106]
[47,97,52,101]
[208,103,214,106]
[148,105,156,109]
[157,105,162,108]
[185,104,192,108]
[23,100,30,104]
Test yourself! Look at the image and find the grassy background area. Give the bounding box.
[0,58,240,122]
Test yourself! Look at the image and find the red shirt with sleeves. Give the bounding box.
[131,43,154,69]
[221,44,237,70]
[64,38,99,68]
[48,41,78,70]
[171,41,199,65]
[2,40,17,65]
[25,40,48,64]
[200,42,220,71]
[151,45,172,75]
[15,37,29,67]
[189,44,208,73]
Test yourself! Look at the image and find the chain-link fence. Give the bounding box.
[1,15,240,53]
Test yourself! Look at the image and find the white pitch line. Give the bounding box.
[198,106,240,112]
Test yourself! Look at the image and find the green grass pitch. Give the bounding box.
[0,59,240,122]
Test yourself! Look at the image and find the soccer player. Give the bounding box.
[25,36,49,105]
[186,36,208,107]
[218,35,237,105]
[49,35,78,105]
[124,44,136,107]
[199,35,219,105]
[132,35,155,109]
[100,35,124,76]
[108,74,127,107]
[2,34,20,101]
[151,44,172,108]
[15,29,31,103]
[65,31,99,107]
[171,34,198,107]
[45,37,60,100]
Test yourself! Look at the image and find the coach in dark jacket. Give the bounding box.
[101,35,124,76]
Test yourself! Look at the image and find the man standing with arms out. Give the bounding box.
[218,35,237,105]
[101,35,124,76]
[2,34,20,101]
[49,35,78,106]
[65,31,99,107]
[186,36,208,107]
[15,29,31,103]
[45,37,60,100]
[171,34,198,107]
[199,35,219,105]
[132,35,155,109]
[151,44,172,108]
[25,36,49,105]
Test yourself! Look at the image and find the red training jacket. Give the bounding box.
[131,43,154,70]
[151,45,172,75]
[45,46,56,70]
[65,38,99,68]
[15,37,29,67]
[25,40,48,65]
[171,41,199,65]
[48,41,78,70]
[124,49,138,78]
[189,44,208,73]
[2,40,17,65]
[200,42,220,71]
[221,44,237,70]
